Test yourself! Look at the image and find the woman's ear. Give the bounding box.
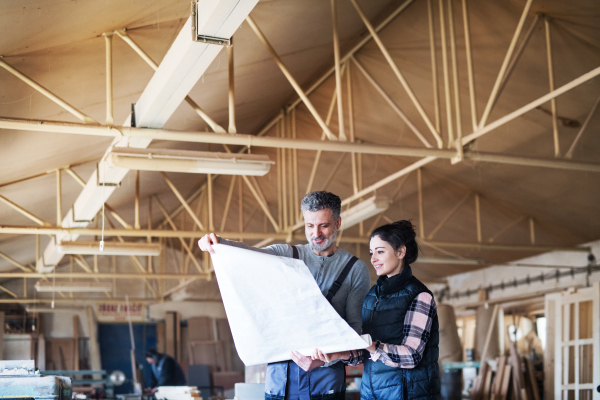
[396,246,406,260]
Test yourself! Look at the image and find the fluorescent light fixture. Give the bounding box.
[107,148,274,176]
[35,281,112,293]
[340,196,390,230]
[415,256,485,265]
[25,306,84,313]
[57,241,161,256]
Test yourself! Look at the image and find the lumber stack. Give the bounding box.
[155,386,202,400]
[470,344,541,400]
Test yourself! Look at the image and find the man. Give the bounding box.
[144,349,186,393]
[198,191,371,400]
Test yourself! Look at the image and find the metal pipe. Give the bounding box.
[341,157,437,208]
[228,45,236,134]
[447,0,462,143]
[104,204,133,230]
[417,168,425,239]
[246,16,337,141]
[0,224,592,253]
[347,61,359,195]
[104,33,114,126]
[463,65,600,144]
[427,0,441,132]
[238,175,244,240]
[281,118,288,229]
[351,57,433,147]
[438,0,453,146]
[114,29,226,134]
[529,217,535,245]
[478,0,534,129]
[286,0,416,114]
[427,191,472,240]
[331,0,345,141]
[475,193,482,243]
[0,60,97,124]
[154,195,205,274]
[0,194,50,226]
[292,109,299,224]
[487,215,525,243]
[220,176,236,232]
[3,117,600,172]
[64,168,86,187]
[161,172,204,231]
[207,174,214,231]
[56,169,62,228]
[303,66,346,195]
[461,0,477,131]
[545,16,560,157]
[134,170,140,229]
[0,251,31,272]
[565,93,600,159]
[495,14,541,109]
[322,153,348,191]
[350,0,443,148]
[242,175,280,233]
[0,285,17,298]
[0,272,209,280]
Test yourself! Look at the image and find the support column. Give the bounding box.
[85,306,102,379]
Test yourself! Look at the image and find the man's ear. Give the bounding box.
[335,217,342,230]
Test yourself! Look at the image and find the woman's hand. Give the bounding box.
[311,349,350,363]
[366,343,377,354]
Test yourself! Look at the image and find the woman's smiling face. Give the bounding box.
[369,235,405,277]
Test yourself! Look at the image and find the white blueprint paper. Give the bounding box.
[210,244,371,366]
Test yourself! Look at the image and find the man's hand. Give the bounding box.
[142,388,158,395]
[291,350,324,371]
[311,349,349,363]
[198,233,220,254]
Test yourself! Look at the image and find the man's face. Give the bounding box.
[146,357,156,364]
[303,208,341,252]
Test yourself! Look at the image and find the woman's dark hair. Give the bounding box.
[370,220,419,265]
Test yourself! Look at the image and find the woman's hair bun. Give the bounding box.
[370,219,419,264]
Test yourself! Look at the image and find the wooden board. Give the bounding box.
[524,357,540,400]
[493,356,507,396]
[499,365,512,400]
[156,320,166,353]
[166,312,176,359]
[483,368,493,400]
[188,316,215,341]
[188,340,226,371]
[73,315,79,371]
[45,338,75,370]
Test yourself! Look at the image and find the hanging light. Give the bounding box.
[107,148,274,176]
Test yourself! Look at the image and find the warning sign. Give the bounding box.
[97,302,145,322]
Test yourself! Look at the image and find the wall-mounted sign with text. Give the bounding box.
[97,301,146,322]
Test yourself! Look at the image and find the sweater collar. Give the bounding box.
[376,265,413,295]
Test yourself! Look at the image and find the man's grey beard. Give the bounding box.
[306,226,338,252]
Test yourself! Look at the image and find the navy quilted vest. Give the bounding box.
[360,266,440,400]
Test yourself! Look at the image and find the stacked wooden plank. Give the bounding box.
[470,344,541,400]
[155,386,202,400]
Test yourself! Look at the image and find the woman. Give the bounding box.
[313,220,440,400]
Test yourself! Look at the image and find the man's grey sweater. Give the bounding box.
[220,239,371,334]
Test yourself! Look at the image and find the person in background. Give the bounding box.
[312,220,440,400]
[198,191,371,400]
[144,349,186,393]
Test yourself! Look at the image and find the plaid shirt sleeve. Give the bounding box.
[369,292,437,369]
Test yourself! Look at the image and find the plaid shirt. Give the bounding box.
[346,292,437,368]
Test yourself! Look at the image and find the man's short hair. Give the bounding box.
[145,349,159,359]
[300,191,341,221]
